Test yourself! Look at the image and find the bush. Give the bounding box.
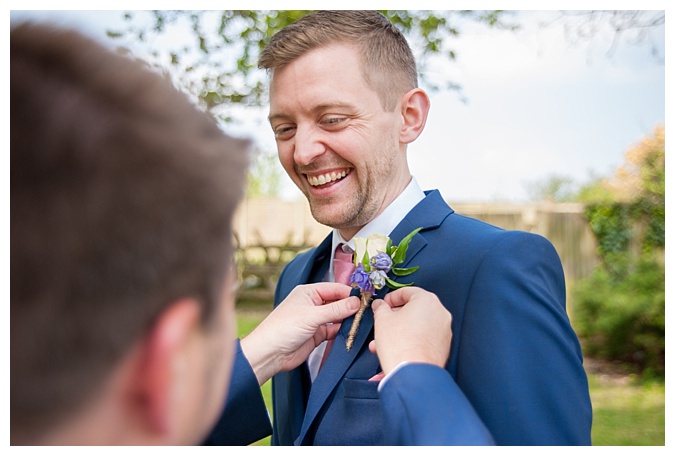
[573,126,664,377]
[574,257,664,376]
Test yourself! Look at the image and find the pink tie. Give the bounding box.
[320,244,355,370]
[333,244,356,285]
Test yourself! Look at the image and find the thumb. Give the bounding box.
[382,287,417,308]
[371,298,392,318]
[316,296,360,325]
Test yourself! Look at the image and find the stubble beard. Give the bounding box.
[306,168,383,233]
[303,141,400,232]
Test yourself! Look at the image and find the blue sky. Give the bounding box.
[8,3,666,203]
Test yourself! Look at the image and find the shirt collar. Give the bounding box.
[329,177,425,278]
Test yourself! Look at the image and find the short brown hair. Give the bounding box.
[11,22,248,441]
[258,10,418,110]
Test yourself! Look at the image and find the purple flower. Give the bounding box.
[369,270,387,290]
[370,252,393,272]
[350,264,375,294]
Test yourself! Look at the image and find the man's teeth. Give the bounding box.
[308,170,348,187]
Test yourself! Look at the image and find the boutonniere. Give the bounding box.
[346,227,422,350]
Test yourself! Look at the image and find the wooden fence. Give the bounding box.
[233,197,600,302]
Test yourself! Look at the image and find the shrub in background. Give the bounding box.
[573,126,664,376]
[574,256,664,376]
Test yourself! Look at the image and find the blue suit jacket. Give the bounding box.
[205,343,494,446]
[207,190,592,445]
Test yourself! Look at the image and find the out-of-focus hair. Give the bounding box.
[11,22,249,441]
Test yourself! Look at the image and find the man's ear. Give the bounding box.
[130,298,201,439]
[399,88,431,145]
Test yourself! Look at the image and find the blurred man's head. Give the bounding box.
[11,22,248,444]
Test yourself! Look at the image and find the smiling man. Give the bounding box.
[209,10,592,446]
[267,41,422,238]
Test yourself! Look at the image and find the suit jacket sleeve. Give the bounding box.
[457,231,592,445]
[379,363,494,445]
[203,339,272,446]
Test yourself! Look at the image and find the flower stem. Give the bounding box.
[346,291,372,351]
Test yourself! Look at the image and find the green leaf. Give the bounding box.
[391,227,422,264]
[392,266,419,277]
[361,250,370,272]
[386,277,414,290]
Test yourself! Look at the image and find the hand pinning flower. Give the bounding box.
[345,227,422,350]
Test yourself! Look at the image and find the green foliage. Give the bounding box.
[108,10,517,119]
[575,178,615,203]
[636,198,665,255]
[574,126,665,376]
[584,203,633,277]
[389,226,422,265]
[526,173,579,202]
[246,148,281,197]
[574,258,665,376]
[386,227,422,289]
[580,127,665,274]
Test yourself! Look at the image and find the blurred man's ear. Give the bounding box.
[129,298,201,440]
[399,88,431,145]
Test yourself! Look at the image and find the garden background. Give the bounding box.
[9,6,666,446]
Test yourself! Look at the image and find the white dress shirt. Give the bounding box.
[307,177,426,382]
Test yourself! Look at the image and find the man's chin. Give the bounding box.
[310,207,371,238]
[308,202,351,229]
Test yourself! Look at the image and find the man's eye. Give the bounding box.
[321,116,347,128]
[274,126,296,140]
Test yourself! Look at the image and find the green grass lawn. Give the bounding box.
[588,371,665,445]
[235,306,665,446]
[236,308,274,445]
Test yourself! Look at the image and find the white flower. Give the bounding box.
[366,234,389,256]
[352,236,368,265]
[352,233,389,265]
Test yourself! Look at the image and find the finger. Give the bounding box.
[314,296,359,325]
[372,298,393,318]
[371,298,385,312]
[325,322,342,340]
[383,286,421,308]
[368,339,377,355]
[308,282,354,305]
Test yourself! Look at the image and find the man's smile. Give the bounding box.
[306,168,350,187]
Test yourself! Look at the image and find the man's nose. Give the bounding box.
[293,125,326,166]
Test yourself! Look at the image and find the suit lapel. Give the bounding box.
[296,295,370,444]
[273,235,333,444]
[296,191,452,444]
[276,235,333,305]
[385,190,452,283]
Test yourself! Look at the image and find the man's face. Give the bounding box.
[269,44,411,239]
